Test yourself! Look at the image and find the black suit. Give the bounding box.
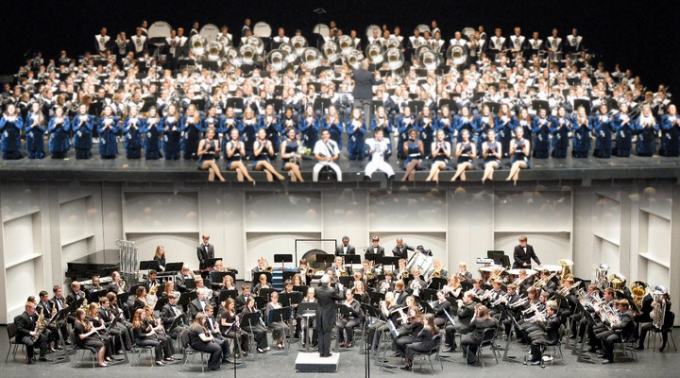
[366,245,385,256]
[15,311,48,360]
[392,244,414,259]
[512,244,541,269]
[197,243,215,269]
[335,244,356,256]
[315,285,343,357]
[352,68,384,122]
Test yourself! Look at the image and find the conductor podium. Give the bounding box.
[295,352,340,373]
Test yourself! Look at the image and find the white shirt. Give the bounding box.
[313,139,340,157]
[365,138,391,161]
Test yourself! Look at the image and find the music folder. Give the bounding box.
[240,311,261,327]
[298,302,318,315]
[313,97,331,113]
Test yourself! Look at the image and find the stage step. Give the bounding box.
[295,352,340,373]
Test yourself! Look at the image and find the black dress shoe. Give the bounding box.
[27,359,34,365]
[38,357,53,362]
[400,365,412,371]
[659,344,667,352]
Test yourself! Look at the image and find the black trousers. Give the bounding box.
[318,329,332,356]
[19,334,48,359]
[193,341,222,370]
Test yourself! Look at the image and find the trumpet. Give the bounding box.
[526,310,546,323]
[491,293,509,307]
[509,295,529,309]
[522,302,540,315]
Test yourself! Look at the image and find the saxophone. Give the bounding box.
[33,307,46,341]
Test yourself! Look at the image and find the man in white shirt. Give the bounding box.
[313,129,342,182]
[364,127,394,190]
[95,27,111,56]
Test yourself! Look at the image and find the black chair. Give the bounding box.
[70,330,97,368]
[407,334,443,374]
[476,327,499,366]
[5,323,24,363]
[179,329,207,372]
[647,312,678,351]
[540,326,565,367]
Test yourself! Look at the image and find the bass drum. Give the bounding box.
[300,249,328,271]
[313,23,330,37]
[148,21,172,46]
[200,24,220,42]
[254,21,272,38]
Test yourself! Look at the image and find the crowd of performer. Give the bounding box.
[0,19,677,184]
[14,234,674,371]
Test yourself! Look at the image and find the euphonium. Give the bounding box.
[631,281,648,311]
[265,266,273,273]
[432,271,441,279]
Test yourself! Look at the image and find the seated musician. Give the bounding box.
[266,292,289,349]
[444,291,476,352]
[431,259,448,281]
[500,284,522,338]
[15,301,51,364]
[596,299,636,364]
[394,296,424,358]
[337,289,363,348]
[298,288,318,348]
[587,287,616,353]
[393,280,408,306]
[160,281,175,300]
[144,305,175,359]
[73,308,109,367]
[368,292,395,352]
[637,288,672,351]
[403,314,439,370]
[461,304,498,364]
[253,274,270,296]
[222,275,237,291]
[253,257,268,273]
[241,296,270,353]
[408,269,426,296]
[353,281,371,304]
[377,271,394,293]
[188,313,224,371]
[161,292,186,340]
[220,299,248,359]
[133,286,147,311]
[432,290,452,327]
[131,308,170,366]
[488,279,507,318]
[528,304,560,365]
[456,262,474,285]
[86,303,116,361]
[175,265,195,293]
[189,288,210,319]
[442,276,463,301]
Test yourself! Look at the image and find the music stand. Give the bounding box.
[532,100,550,113]
[274,254,293,270]
[606,97,619,111]
[364,253,381,264]
[282,270,297,283]
[343,254,361,265]
[484,102,501,115]
[339,276,352,289]
[87,290,107,304]
[421,289,439,302]
[293,285,309,295]
[428,278,447,291]
[211,271,236,288]
[438,99,458,114]
[267,306,293,353]
[226,98,245,113]
[184,278,196,290]
[316,254,337,270]
[141,97,155,113]
[204,258,223,269]
[279,292,302,308]
[265,99,284,114]
[487,250,505,265]
[415,69,427,78]
[371,100,384,114]
[472,92,484,104]
[88,102,103,117]
[219,289,239,303]
[258,288,276,301]
[139,260,161,271]
[154,296,168,311]
[165,262,184,272]
[407,101,425,116]
[313,97,331,115]
[116,293,130,309]
[254,296,267,309]
[378,256,400,270]
[252,271,272,285]
[190,98,206,111]
[419,300,436,314]
[368,292,385,307]
[574,99,591,115]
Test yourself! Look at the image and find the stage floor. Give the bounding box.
[1,136,679,187]
[0,325,678,377]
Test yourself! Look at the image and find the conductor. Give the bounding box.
[512,235,541,269]
[352,59,384,121]
[315,274,343,357]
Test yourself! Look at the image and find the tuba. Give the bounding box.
[278,43,297,63]
[384,48,404,71]
[267,49,288,71]
[224,46,241,67]
[608,273,626,291]
[322,41,340,64]
[337,35,354,55]
[301,47,322,70]
[246,36,265,55]
[446,45,468,66]
[206,41,223,61]
[189,35,207,56]
[385,36,401,50]
[420,49,439,70]
[240,44,258,65]
[290,36,308,56]
[365,42,384,65]
[631,281,648,311]
[347,50,364,70]
[558,259,574,280]
[217,35,232,49]
[595,263,609,290]
[651,286,667,329]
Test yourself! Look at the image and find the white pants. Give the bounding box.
[364,160,395,178]
[313,162,343,181]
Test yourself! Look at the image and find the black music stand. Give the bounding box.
[164,262,184,272]
[487,250,504,265]
[339,276,352,289]
[484,102,501,115]
[252,271,272,285]
[316,254,337,271]
[184,278,196,290]
[154,296,168,311]
[274,254,293,270]
[419,300,436,314]
[254,296,267,309]
[532,100,550,113]
[293,285,309,295]
[421,289,439,302]
[472,92,484,104]
[226,98,245,114]
[141,97,155,113]
[240,311,262,354]
[371,100,384,114]
[309,82,322,92]
[313,97,331,116]
[139,260,161,271]
[574,99,591,115]
[438,99,458,114]
[343,254,361,265]
[368,292,385,307]
[219,289,239,303]
[298,302,318,352]
[378,256,400,270]
[258,288,276,301]
[87,290,107,304]
[428,278,447,291]
[204,258,223,269]
[265,99,284,114]
[282,270,297,283]
[116,293,130,309]
[210,271,236,289]
[279,292,302,309]
[364,253,381,264]
[407,100,425,116]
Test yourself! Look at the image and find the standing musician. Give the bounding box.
[315,275,343,357]
[366,236,386,256]
[512,235,541,269]
[14,302,50,364]
[392,238,415,259]
[95,27,111,56]
[335,236,356,255]
[197,233,215,270]
[489,28,507,61]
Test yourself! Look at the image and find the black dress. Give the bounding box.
[189,324,222,370]
[74,321,105,353]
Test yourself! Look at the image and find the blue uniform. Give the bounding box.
[48,117,70,158]
[0,115,23,159]
[218,117,244,137]
[571,117,592,158]
[418,117,435,158]
[612,114,634,157]
[550,117,571,159]
[371,117,393,134]
[259,115,281,155]
[143,117,163,160]
[456,142,475,169]
[396,116,417,159]
[592,115,614,158]
[635,117,659,157]
[659,115,680,157]
[163,116,182,160]
[298,116,320,150]
[280,117,298,139]
[224,140,243,169]
[483,141,502,169]
[72,115,94,159]
[123,117,144,159]
[281,139,300,170]
[322,117,344,151]
[198,139,217,169]
[346,119,367,160]
[181,116,204,160]
[97,117,119,158]
[531,117,551,159]
[24,113,46,159]
[511,139,530,168]
[241,118,260,159]
[435,116,455,146]
[474,116,494,156]
[403,140,422,169]
[453,116,475,143]
[494,116,517,158]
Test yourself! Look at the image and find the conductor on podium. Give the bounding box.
[352,59,384,121]
[512,235,541,269]
[315,274,343,357]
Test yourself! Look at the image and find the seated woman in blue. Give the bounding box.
[400,128,424,182]
[299,106,320,150]
[418,106,436,159]
[25,102,46,159]
[181,104,204,160]
[451,129,476,182]
[72,104,94,160]
[592,104,614,159]
[322,105,344,151]
[253,128,286,182]
[162,104,182,160]
[494,103,516,159]
[612,103,635,158]
[123,105,144,159]
[571,106,592,158]
[259,104,281,155]
[635,104,658,157]
[550,106,571,159]
[396,106,417,160]
[531,107,552,159]
[143,106,163,160]
[224,128,254,183]
[347,108,367,161]
[0,104,23,160]
[481,129,502,183]
[659,105,680,157]
[197,126,225,182]
[97,105,119,159]
[426,129,452,183]
[506,126,531,185]
[48,106,71,159]
[280,128,304,182]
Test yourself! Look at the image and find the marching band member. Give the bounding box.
[97,105,119,159]
[510,27,527,56]
[451,129,476,182]
[364,127,395,190]
[95,27,111,56]
[635,104,659,157]
[397,106,417,159]
[494,103,516,158]
[418,106,435,158]
[531,107,552,159]
[593,104,614,158]
[322,105,344,151]
[72,104,93,159]
[506,126,531,185]
[312,129,342,182]
[281,128,303,182]
[143,106,162,160]
[571,106,592,158]
[489,28,508,60]
[371,106,393,134]
[130,27,148,58]
[259,104,281,155]
[426,129,451,182]
[566,28,585,54]
[481,129,502,183]
[454,106,475,142]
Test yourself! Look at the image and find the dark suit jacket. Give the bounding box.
[352,68,383,100]
[189,298,208,317]
[14,312,36,339]
[197,243,215,269]
[512,244,541,269]
[366,245,385,256]
[161,304,184,328]
[335,244,356,256]
[315,285,342,333]
[392,244,414,259]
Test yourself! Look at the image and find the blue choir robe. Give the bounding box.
[435,116,455,145]
[48,117,71,153]
[531,117,552,158]
[143,117,163,157]
[550,117,571,158]
[494,116,517,158]
[612,113,634,157]
[241,118,260,158]
[517,119,533,141]
[322,117,344,151]
[24,114,47,155]
[258,115,282,154]
[346,119,367,160]
[571,117,592,157]
[0,116,23,154]
[97,117,119,156]
[202,116,220,132]
[72,115,94,150]
[397,116,417,159]
[453,116,476,143]
[660,115,680,157]
[123,117,145,150]
[592,114,614,158]
[162,116,182,158]
[474,115,494,154]
[635,117,659,156]
[298,116,320,150]
[180,117,204,156]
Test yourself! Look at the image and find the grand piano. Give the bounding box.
[65,249,121,280]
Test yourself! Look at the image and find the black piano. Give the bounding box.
[65,249,120,280]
